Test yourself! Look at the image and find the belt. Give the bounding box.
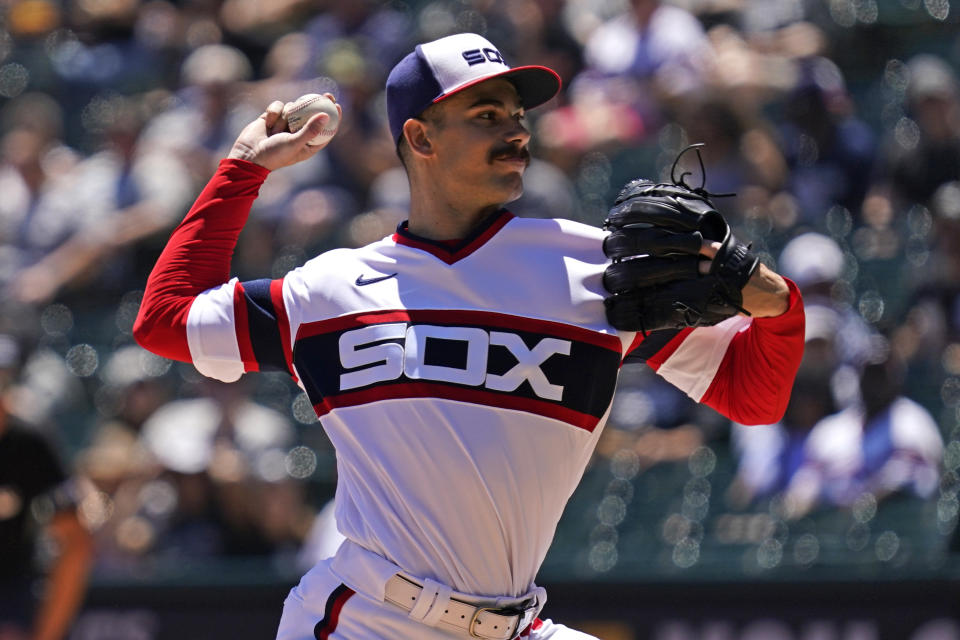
[383,574,540,640]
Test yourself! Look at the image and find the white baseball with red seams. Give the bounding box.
[283,93,340,146]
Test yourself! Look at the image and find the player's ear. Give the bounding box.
[402,118,434,158]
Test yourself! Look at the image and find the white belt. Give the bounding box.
[384,574,540,640]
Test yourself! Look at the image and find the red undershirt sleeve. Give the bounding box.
[699,279,806,425]
[133,158,270,362]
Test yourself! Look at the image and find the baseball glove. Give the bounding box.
[602,144,759,335]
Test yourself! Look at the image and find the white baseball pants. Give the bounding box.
[274,542,597,640]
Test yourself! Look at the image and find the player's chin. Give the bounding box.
[494,174,524,203]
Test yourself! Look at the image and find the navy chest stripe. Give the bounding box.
[293,309,622,428]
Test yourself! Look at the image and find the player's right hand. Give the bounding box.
[227,96,337,171]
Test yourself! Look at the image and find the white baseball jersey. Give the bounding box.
[136,159,804,602]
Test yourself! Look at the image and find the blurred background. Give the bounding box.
[1,0,959,638]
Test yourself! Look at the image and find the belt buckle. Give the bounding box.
[468,606,521,639]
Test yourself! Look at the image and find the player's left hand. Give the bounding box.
[601,148,788,334]
[227,95,340,171]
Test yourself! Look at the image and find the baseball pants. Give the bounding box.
[275,541,597,640]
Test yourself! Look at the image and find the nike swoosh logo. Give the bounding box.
[355,273,398,286]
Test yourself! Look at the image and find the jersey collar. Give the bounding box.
[392,209,514,265]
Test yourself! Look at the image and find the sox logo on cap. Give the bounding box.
[462,47,504,66]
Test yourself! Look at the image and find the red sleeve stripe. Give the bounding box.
[233,282,259,372]
[297,308,621,352]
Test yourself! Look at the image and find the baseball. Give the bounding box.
[283,93,340,146]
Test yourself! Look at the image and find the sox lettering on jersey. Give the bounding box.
[293,309,622,430]
[338,323,571,401]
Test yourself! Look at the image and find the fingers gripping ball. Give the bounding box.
[283,94,340,146]
[602,146,760,334]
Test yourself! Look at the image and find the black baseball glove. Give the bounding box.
[602,145,759,335]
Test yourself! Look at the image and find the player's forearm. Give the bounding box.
[700,279,805,425]
[147,158,269,288]
[741,264,790,318]
[133,159,269,361]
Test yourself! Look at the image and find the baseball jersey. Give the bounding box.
[135,159,804,599]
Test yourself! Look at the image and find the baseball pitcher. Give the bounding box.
[134,33,804,640]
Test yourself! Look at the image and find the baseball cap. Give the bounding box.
[907,54,959,102]
[386,33,561,144]
[778,232,844,289]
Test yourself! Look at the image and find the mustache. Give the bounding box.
[489,144,530,164]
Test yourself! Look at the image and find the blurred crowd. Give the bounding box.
[2,0,960,624]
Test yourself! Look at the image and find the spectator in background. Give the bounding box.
[74,420,160,574]
[728,231,882,511]
[139,43,258,188]
[0,334,94,640]
[486,0,585,89]
[781,347,943,520]
[136,378,309,559]
[72,365,311,573]
[0,94,84,304]
[72,346,174,573]
[676,93,787,227]
[777,231,875,376]
[859,53,960,302]
[582,0,713,122]
[9,95,192,307]
[777,56,876,226]
[867,54,960,214]
[888,187,960,412]
[298,1,411,198]
[536,0,713,160]
[728,305,840,509]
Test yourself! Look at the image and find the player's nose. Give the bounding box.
[504,117,530,147]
